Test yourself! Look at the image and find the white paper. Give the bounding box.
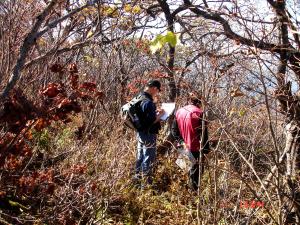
[160,102,175,121]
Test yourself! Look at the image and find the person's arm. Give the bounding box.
[171,117,183,142]
[141,100,163,126]
[202,124,210,154]
[198,114,210,154]
[154,108,165,123]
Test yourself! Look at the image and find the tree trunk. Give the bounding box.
[284,120,300,224]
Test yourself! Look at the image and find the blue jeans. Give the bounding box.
[135,132,157,184]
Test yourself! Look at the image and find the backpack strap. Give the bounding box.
[130,93,148,106]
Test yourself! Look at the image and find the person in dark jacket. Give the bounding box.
[171,92,210,191]
[134,80,165,187]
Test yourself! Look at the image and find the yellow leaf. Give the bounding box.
[37,38,47,47]
[84,55,93,62]
[124,4,132,13]
[87,30,93,38]
[82,7,96,16]
[132,5,141,14]
[105,6,119,18]
[101,5,119,17]
[111,10,119,18]
[239,109,246,117]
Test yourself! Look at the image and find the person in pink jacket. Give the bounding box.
[171,93,210,191]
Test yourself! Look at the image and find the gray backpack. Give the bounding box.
[120,94,147,130]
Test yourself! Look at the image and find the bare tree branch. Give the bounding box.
[183,0,284,53]
[1,0,58,98]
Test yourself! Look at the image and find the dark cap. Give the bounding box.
[147,80,161,91]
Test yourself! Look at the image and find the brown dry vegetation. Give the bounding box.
[1,0,300,224]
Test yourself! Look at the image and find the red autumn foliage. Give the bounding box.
[34,118,50,131]
[50,63,64,73]
[79,82,97,91]
[0,63,104,223]
[40,83,64,98]
[0,89,38,133]
[70,74,79,89]
[72,164,87,174]
[4,154,23,170]
[68,63,78,73]
[95,91,105,100]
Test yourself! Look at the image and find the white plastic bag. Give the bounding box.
[175,146,196,173]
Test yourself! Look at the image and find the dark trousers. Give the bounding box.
[189,151,205,191]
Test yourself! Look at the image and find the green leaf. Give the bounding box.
[150,34,166,54]
[8,200,29,210]
[165,31,177,47]
[151,34,166,45]
[149,31,178,54]
[149,42,162,54]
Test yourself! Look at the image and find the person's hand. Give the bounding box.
[154,108,165,123]
[156,108,165,118]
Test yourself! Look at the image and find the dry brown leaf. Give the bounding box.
[230,88,244,97]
